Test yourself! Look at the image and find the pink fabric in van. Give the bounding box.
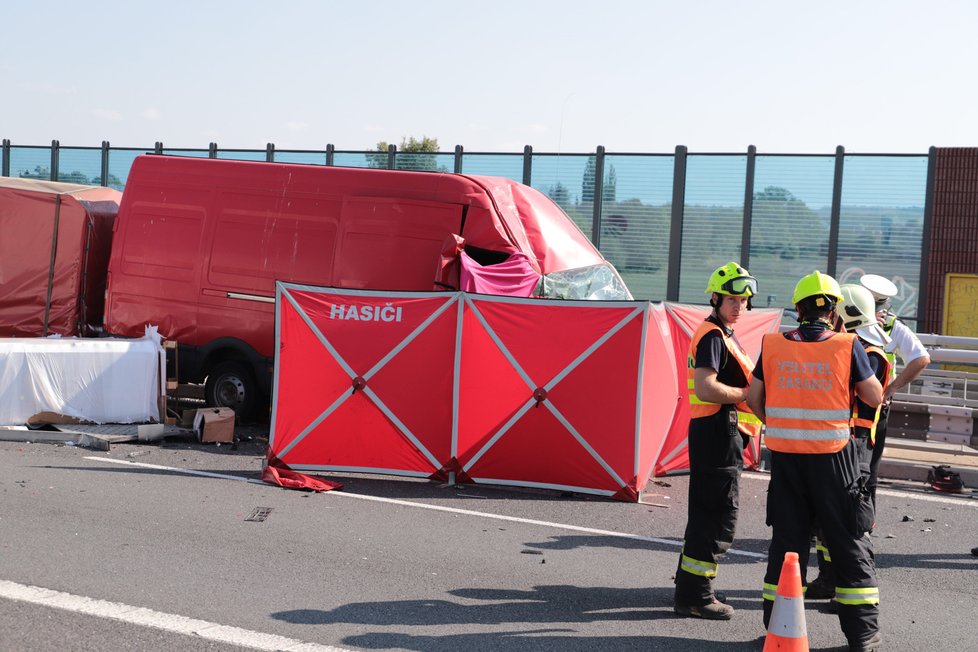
[459,251,540,297]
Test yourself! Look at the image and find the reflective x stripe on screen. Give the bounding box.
[275,285,456,468]
[460,296,646,492]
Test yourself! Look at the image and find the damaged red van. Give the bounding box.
[104,155,630,418]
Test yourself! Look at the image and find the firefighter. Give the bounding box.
[860,273,931,505]
[807,283,892,602]
[746,271,884,651]
[673,262,763,620]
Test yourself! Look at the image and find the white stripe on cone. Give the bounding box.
[768,594,808,639]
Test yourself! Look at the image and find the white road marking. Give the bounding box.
[0,579,350,652]
[84,457,975,567]
[84,456,765,558]
[743,470,978,507]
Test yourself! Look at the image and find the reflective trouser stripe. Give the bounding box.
[762,583,778,602]
[815,538,832,562]
[835,586,880,605]
[680,554,718,578]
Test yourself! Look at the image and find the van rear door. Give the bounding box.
[105,194,206,342]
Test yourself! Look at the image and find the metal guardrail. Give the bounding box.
[887,332,978,447]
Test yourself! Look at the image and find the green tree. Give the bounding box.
[581,158,617,203]
[597,197,670,276]
[19,165,52,180]
[751,185,823,260]
[59,171,90,184]
[91,173,125,190]
[582,157,596,203]
[18,167,92,184]
[603,164,617,203]
[366,136,446,172]
[548,181,571,209]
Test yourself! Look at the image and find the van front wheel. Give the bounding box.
[205,361,256,420]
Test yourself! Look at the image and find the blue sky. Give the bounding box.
[3,1,977,154]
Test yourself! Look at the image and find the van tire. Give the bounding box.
[205,361,257,420]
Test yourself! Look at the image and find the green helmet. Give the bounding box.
[792,270,843,305]
[705,262,757,297]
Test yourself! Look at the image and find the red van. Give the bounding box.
[104,155,629,417]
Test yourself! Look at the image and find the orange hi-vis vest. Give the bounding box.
[761,331,856,454]
[687,320,762,438]
[852,344,891,445]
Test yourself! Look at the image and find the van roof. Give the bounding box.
[126,155,605,275]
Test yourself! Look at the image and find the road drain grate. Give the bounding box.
[245,507,273,522]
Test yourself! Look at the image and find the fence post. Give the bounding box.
[1,139,9,177]
[454,145,463,174]
[387,144,396,170]
[591,145,605,247]
[826,145,845,276]
[208,142,217,158]
[741,144,757,268]
[918,146,937,330]
[154,142,163,155]
[50,139,60,181]
[666,145,688,301]
[265,143,275,162]
[522,145,532,186]
[100,141,110,186]
[326,144,335,166]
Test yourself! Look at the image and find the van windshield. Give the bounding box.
[534,263,633,301]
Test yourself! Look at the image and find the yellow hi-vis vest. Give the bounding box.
[687,320,762,438]
[851,344,891,446]
[882,314,898,380]
[761,332,856,454]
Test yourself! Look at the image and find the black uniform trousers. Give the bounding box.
[867,401,890,508]
[764,441,879,646]
[675,406,745,605]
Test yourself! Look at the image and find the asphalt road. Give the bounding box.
[1,436,976,652]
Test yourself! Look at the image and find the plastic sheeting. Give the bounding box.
[0,329,164,425]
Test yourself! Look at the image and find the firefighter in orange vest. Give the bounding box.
[747,271,884,652]
[674,262,762,621]
[807,283,892,603]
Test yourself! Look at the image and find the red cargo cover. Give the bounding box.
[0,178,121,337]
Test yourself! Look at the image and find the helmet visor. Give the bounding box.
[720,276,757,296]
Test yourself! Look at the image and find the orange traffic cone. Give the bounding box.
[763,551,809,651]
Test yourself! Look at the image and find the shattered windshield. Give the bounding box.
[534,263,633,301]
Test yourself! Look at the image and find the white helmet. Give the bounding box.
[860,274,898,300]
[840,284,891,347]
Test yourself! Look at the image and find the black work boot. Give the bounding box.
[849,631,882,651]
[674,598,734,620]
[805,576,834,600]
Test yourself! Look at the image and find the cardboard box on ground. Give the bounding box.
[189,407,236,443]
